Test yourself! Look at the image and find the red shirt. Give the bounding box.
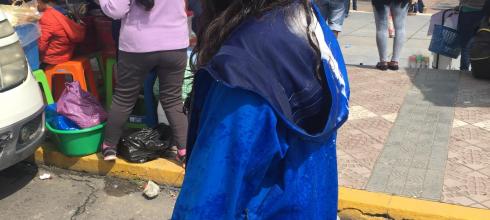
[38,7,85,65]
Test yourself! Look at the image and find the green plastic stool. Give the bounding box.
[85,52,105,75]
[33,69,54,104]
[93,53,104,76]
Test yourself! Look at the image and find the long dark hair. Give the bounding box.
[184,0,323,113]
[191,0,322,78]
[136,0,154,11]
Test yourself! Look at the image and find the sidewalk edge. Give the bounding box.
[339,188,490,220]
[34,145,490,219]
[34,145,185,187]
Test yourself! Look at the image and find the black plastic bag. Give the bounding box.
[118,125,172,163]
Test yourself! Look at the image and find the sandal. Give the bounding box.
[176,148,186,167]
[388,61,399,71]
[102,144,117,161]
[376,62,388,71]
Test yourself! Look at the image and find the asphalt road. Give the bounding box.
[0,162,177,220]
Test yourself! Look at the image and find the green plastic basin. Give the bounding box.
[46,122,106,157]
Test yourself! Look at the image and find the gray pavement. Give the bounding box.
[366,69,460,201]
[0,162,177,220]
[338,12,457,68]
[338,66,490,209]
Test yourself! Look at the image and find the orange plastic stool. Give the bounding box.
[45,57,100,100]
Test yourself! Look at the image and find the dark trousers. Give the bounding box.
[104,49,188,149]
[458,10,485,70]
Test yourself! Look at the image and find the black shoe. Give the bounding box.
[376,62,388,71]
[388,61,399,71]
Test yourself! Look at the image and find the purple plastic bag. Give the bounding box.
[56,81,107,128]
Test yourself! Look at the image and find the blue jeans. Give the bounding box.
[316,0,347,32]
[373,2,408,62]
[458,10,485,70]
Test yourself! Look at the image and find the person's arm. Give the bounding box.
[38,17,53,57]
[173,82,281,219]
[98,0,131,20]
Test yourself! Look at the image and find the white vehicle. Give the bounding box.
[0,11,45,171]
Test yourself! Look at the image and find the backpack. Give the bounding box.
[470,17,490,79]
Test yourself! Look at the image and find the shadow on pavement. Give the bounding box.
[0,162,38,200]
[406,67,490,108]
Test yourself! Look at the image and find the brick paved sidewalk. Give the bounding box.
[338,66,490,209]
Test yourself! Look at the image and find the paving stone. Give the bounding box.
[442,194,478,207]
[422,169,445,200]
[442,160,490,207]
[478,167,490,178]
[402,168,426,198]
[481,200,490,208]
[453,119,469,128]
[451,125,490,150]
[338,66,489,209]
[411,150,431,169]
[454,108,490,124]
[381,113,398,123]
[428,147,449,171]
[448,145,490,171]
[367,69,458,200]
[348,105,378,121]
[385,166,410,194]
[474,120,490,132]
[366,163,392,192]
[337,146,373,189]
[470,203,489,209]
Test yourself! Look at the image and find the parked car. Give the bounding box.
[0,11,45,171]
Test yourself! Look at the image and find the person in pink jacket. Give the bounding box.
[98,0,189,161]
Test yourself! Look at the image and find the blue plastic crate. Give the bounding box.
[14,23,40,70]
[429,24,461,59]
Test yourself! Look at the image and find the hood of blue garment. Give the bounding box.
[197,4,349,138]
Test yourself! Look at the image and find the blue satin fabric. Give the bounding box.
[172,4,350,220]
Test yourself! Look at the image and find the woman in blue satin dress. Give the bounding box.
[172,1,350,219]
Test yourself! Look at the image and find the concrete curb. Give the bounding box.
[339,188,490,220]
[35,145,490,219]
[34,145,184,187]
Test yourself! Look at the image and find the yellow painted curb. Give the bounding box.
[34,145,490,219]
[339,188,490,220]
[34,145,185,187]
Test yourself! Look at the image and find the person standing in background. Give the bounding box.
[188,0,202,33]
[458,0,486,71]
[345,0,350,17]
[98,0,189,161]
[316,0,347,37]
[372,0,410,71]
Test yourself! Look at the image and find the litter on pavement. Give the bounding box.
[143,180,160,200]
[39,173,52,180]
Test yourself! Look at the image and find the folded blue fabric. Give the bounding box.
[45,103,80,130]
